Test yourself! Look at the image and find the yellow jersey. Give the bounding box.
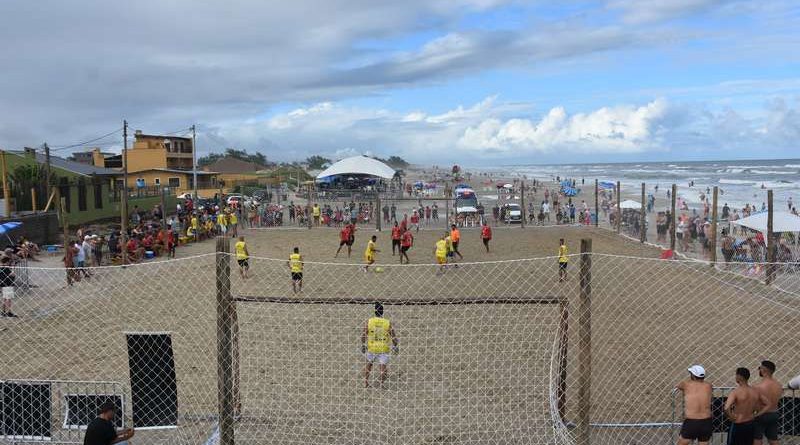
[235,241,248,260]
[230,213,238,224]
[365,240,376,257]
[312,206,321,217]
[367,317,392,353]
[217,214,227,226]
[289,253,303,272]
[191,217,198,229]
[435,239,447,257]
[558,245,569,263]
[445,236,453,252]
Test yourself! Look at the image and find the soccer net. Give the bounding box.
[1,239,799,445]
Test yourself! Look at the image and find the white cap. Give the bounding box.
[688,365,706,378]
[84,235,91,240]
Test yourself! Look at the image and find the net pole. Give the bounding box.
[216,236,235,445]
[577,238,592,445]
[558,300,569,421]
[594,179,598,227]
[376,192,381,232]
[766,190,775,285]
[616,181,621,234]
[520,181,525,228]
[670,184,677,252]
[306,183,312,230]
[710,186,718,265]
[640,182,646,243]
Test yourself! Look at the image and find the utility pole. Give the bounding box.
[1,150,9,217]
[121,120,129,264]
[44,142,52,201]
[192,125,198,199]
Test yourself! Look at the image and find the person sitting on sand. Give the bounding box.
[676,365,712,445]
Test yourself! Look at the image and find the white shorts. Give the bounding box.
[365,352,390,365]
[2,286,14,300]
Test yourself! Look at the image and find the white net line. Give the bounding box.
[1,237,799,445]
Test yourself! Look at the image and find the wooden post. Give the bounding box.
[766,190,775,285]
[376,192,381,232]
[160,187,168,229]
[594,179,599,227]
[670,184,677,252]
[557,300,569,422]
[444,193,450,228]
[640,182,646,243]
[520,181,525,228]
[616,181,621,233]
[577,238,592,445]
[1,150,10,217]
[710,186,718,265]
[31,187,38,212]
[60,196,69,248]
[216,236,235,445]
[306,183,312,230]
[121,121,129,265]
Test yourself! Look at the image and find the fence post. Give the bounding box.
[616,181,621,233]
[670,184,677,252]
[216,236,235,445]
[520,181,525,228]
[306,183,312,230]
[577,238,592,445]
[594,179,598,227]
[558,299,569,422]
[376,193,381,232]
[640,183,646,243]
[31,187,38,213]
[160,187,167,230]
[710,186,718,265]
[766,190,775,285]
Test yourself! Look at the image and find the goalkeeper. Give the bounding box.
[361,302,399,388]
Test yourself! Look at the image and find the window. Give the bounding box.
[168,177,181,188]
[94,183,103,209]
[154,178,161,186]
[77,178,87,211]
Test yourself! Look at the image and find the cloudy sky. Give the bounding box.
[1,0,799,165]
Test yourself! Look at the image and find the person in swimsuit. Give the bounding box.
[724,367,770,445]
[753,360,782,445]
[676,365,713,445]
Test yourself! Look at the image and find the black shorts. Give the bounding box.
[237,259,249,268]
[392,239,401,248]
[559,262,568,270]
[754,412,780,441]
[291,272,303,281]
[339,240,348,247]
[728,421,754,445]
[452,241,459,250]
[400,246,410,253]
[680,418,712,442]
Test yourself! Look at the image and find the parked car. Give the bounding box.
[503,203,522,224]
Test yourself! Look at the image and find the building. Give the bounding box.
[68,148,115,166]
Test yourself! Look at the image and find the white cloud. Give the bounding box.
[607,0,729,23]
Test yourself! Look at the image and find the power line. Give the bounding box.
[49,127,124,151]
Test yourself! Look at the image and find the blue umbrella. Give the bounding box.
[0,221,22,246]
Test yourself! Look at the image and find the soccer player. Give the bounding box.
[363,235,379,272]
[753,360,782,445]
[410,211,420,233]
[450,224,463,259]
[234,236,249,279]
[724,367,770,445]
[288,247,303,294]
[399,228,413,264]
[480,222,492,253]
[558,239,568,282]
[434,234,448,274]
[335,223,353,258]
[391,222,402,256]
[361,302,398,388]
[676,365,712,445]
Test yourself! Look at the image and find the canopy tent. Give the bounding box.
[619,199,642,209]
[730,211,800,233]
[316,155,396,180]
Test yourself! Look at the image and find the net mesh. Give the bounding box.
[1,234,799,445]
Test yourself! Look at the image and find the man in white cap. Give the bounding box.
[676,365,713,445]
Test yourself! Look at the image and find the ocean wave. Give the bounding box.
[785,164,800,168]
[751,170,797,175]
[752,181,796,189]
[719,179,757,185]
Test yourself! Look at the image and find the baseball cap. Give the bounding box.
[688,365,706,378]
[84,235,90,240]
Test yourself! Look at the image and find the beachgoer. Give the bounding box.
[435,235,448,274]
[83,400,134,445]
[480,222,492,252]
[399,228,413,264]
[0,254,17,317]
[558,238,568,282]
[235,236,249,279]
[753,360,782,445]
[288,247,303,294]
[362,235,378,272]
[676,365,712,445]
[391,222,402,256]
[724,367,770,445]
[361,302,398,388]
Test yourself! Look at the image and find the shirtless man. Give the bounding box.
[676,365,713,445]
[724,367,770,445]
[753,360,782,445]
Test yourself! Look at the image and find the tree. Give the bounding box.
[198,148,271,168]
[306,155,332,170]
[386,156,409,168]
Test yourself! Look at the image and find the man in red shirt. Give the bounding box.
[391,222,402,256]
[410,211,420,233]
[400,229,414,264]
[481,222,492,252]
[335,224,354,258]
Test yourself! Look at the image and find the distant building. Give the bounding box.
[68,148,115,166]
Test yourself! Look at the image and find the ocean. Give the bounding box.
[480,159,800,210]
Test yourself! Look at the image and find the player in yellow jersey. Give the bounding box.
[558,238,568,282]
[234,235,249,279]
[287,247,303,294]
[217,211,228,236]
[362,235,379,273]
[361,302,398,388]
[434,234,448,274]
[229,210,238,237]
[190,214,199,241]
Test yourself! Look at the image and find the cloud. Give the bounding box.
[607,0,731,23]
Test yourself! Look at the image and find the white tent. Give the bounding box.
[619,199,642,209]
[730,211,800,233]
[316,155,396,180]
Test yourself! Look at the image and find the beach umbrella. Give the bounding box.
[0,221,22,246]
[502,184,513,189]
[619,199,642,209]
[731,211,800,233]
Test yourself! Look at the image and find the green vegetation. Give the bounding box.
[198,148,271,168]
[305,155,332,170]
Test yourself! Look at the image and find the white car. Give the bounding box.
[226,195,246,205]
[503,203,522,223]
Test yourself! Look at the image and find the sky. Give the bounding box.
[1,0,799,165]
